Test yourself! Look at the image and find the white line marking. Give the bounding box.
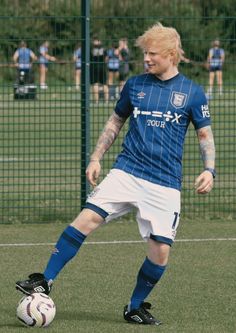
[0,238,235,247]
[0,156,79,162]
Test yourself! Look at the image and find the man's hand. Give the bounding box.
[194,170,214,194]
[86,160,101,187]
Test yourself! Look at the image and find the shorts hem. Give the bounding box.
[84,202,109,219]
[150,233,173,246]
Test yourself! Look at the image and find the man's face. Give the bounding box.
[93,39,101,46]
[143,43,173,77]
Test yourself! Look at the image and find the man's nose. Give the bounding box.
[144,53,150,61]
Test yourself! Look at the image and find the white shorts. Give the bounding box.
[85,169,181,245]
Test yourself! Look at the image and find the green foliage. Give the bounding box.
[0,0,235,60]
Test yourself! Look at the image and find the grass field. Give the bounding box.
[0,82,235,332]
[0,218,235,333]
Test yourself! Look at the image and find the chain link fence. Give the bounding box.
[0,0,235,223]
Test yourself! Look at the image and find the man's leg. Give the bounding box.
[208,71,215,95]
[16,209,104,294]
[92,83,99,103]
[44,209,104,281]
[129,239,169,310]
[216,70,223,94]
[39,65,45,86]
[124,239,170,325]
[103,84,109,102]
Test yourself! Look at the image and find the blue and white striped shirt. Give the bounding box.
[113,73,211,191]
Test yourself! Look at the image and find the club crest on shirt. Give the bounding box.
[170,91,187,108]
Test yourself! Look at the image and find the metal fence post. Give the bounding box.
[80,0,90,208]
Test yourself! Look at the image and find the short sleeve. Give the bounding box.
[40,46,46,55]
[114,79,133,118]
[209,48,213,58]
[190,85,211,130]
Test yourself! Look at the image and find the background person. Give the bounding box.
[73,43,81,90]
[107,42,120,85]
[207,39,225,97]
[39,41,57,89]
[118,38,130,91]
[13,40,37,83]
[90,36,109,103]
[16,23,216,326]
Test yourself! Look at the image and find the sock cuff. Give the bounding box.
[140,257,166,283]
[145,256,166,271]
[61,225,86,249]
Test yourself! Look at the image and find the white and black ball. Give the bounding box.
[16,293,56,327]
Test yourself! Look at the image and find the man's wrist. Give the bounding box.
[90,158,100,162]
[205,167,216,178]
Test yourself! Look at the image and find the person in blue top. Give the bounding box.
[118,38,130,90]
[207,39,225,97]
[13,41,37,83]
[16,23,216,326]
[39,41,57,89]
[107,42,120,85]
[73,43,81,90]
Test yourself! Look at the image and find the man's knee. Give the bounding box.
[147,238,170,266]
[71,208,104,235]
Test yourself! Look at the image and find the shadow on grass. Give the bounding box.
[0,322,26,330]
[58,309,123,324]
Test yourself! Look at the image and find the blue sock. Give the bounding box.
[44,225,86,281]
[129,257,166,311]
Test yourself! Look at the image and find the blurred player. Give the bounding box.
[118,38,130,91]
[16,23,216,325]
[207,39,225,98]
[90,36,109,103]
[73,43,81,90]
[39,41,57,89]
[107,42,120,85]
[13,41,37,83]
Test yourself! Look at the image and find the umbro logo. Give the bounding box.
[131,315,143,323]
[137,91,146,99]
[34,286,46,293]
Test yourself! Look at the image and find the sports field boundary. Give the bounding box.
[0,238,236,247]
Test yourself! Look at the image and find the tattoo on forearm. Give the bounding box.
[91,112,126,161]
[197,126,215,168]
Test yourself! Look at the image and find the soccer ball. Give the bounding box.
[16,293,56,327]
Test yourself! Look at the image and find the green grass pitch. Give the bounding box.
[0,219,235,332]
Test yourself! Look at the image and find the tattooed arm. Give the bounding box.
[86,111,127,186]
[194,125,216,194]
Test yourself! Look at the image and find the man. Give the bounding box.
[107,42,120,86]
[207,39,225,98]
[118,38,130,91]
[39,41,57,89]
[90,36,109,103]
[73,43,82,90]
[16,23,216,326]
[13,41,37,83]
